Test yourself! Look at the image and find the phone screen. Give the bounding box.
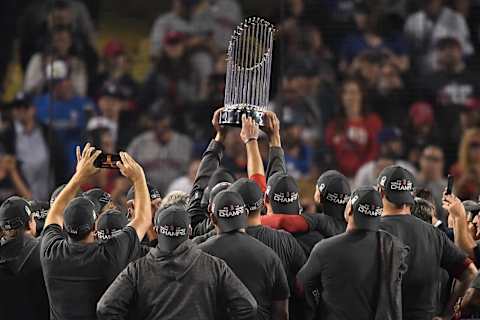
[94,154,121,169]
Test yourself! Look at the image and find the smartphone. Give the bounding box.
[94,153,121,169]
[446,175,454,195]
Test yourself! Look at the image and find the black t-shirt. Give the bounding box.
[40,224,141,319]
[303,213,347,238]
[199,231,290,320]
[0,234,49,320]
[246,225,306,287]
[297,230,380,320]
[380,214,469,320]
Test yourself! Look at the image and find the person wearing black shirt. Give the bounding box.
[297,187,409,320]
[97,205,257,320]
[40,144,152,319]
[378,165,477,320]
[0,196,49,320]
[199,190,290,320]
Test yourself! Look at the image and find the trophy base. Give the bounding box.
[219,106,265,127]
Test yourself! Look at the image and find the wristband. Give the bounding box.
[244,137,257,145]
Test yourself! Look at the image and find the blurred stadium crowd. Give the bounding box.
[1,0,480,211]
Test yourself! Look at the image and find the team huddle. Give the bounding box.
[2,108,480,320]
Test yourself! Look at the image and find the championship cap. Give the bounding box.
[377,165,416,205]
[201,168,235,207]
[96,209,128,241]
[83,188,112,216]
[50,184,82,206]
[229,178,263,213]
[350,187,383,230]
[208,182,232,205]
[30,200,50,235]
[64,197,96,237]
[154,205,190,251]
[0,197,32,230]
[316,170,351,206]
[212,190,247,232]
[126,183,162,202]
[463,200,480,215]
[267,172,300,214]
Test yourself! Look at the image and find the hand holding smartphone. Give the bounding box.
[94,153,122,169]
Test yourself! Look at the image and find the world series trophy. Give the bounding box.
[220,17,276,127]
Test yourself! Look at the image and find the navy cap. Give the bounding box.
[229,178,263,213]
[83,188,112,215]
[0,197,32,230]
[99,82,124,99]
[96,209,128,241]
[377,165,416,205]
[212,190,247,232]
[154,205,190,251]
[64,197,96,237]
[9,91,32,108]
[267,173,300,214]
[127,184,162,202]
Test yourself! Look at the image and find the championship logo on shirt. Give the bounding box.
[390,179,413,191]
[325,192,349,205]
[159,225,187,237]
[217,204,244,218]
[273,192,298,204]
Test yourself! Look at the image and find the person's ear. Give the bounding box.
[188,225,192,237]
[29,218,37,237]
[210,213,218,226]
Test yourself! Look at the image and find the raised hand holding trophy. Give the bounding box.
[220,17,276,127]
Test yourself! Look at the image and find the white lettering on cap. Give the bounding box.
[390,180,413,191]
[25,206,31,217]
[273,192,298,204]
[319,183,326,192]
[380,176,387,187]
[325,192,349,205]
[357,204,383,216]
[351,195,359,205]
[159,225,187,237]
[217,204,244,218]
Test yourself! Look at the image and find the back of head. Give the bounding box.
[154,205,190,252]
[0,197,32,242]
[377,165,416,209]
[316,170,351,219]
[267,173,300,214]
[96,209,128,241]
[83,188,112,216]
[209,182,232,207]
[350,187,383,230]
[159,191,190,211]
[64,197,97,242]
[211,190,247,233]
[127,183,162,203]
[229,178,263,215]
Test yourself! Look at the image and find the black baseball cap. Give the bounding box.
[50,184,82,206]
[83,188,112,216]
[209,182,232,205]
[9,91,33,109]
[201,168,235,207]
[212,190,247,232]
[267,172,300,214]
[127,183,162,202]
[229,178,263,213]
[30,200,50,235]
[377,165,416,206]
[64,197,96,237]
[463,200,480,215]
[154,205,190,251]
[0,196,32,230]
[96,209,128,241]
[99,82,124,99]
[316,170,351,219]
[350,187,383,230]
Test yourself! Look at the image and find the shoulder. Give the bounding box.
[312,233,347,254]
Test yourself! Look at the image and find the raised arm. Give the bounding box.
[188,108,226,227]
[264,111,286,179]
[240,114,266,191]
[118,152,152,241]
[443,194,477,260]
[45,144,101,228]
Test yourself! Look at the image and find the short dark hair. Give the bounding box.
[412,197,435,223]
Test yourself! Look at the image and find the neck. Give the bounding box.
[20,119,35,133]
[247,213,262,226]
[382,203,411,216]
[266,203,274,215]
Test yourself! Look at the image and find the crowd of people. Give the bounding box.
[3,0,480,319]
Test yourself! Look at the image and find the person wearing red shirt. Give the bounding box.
[325,78,383,177]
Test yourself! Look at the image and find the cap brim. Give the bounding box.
[216,214,247,233]
[386,191,414,206]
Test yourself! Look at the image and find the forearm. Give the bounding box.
[45,173,82,227]
[9,170,32,199]
[454,218,477,259]
[442,264,477,318]
[130,174,152,239]
[246,140,265,177]
[271,300,289,320]
[266,146,287,179]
